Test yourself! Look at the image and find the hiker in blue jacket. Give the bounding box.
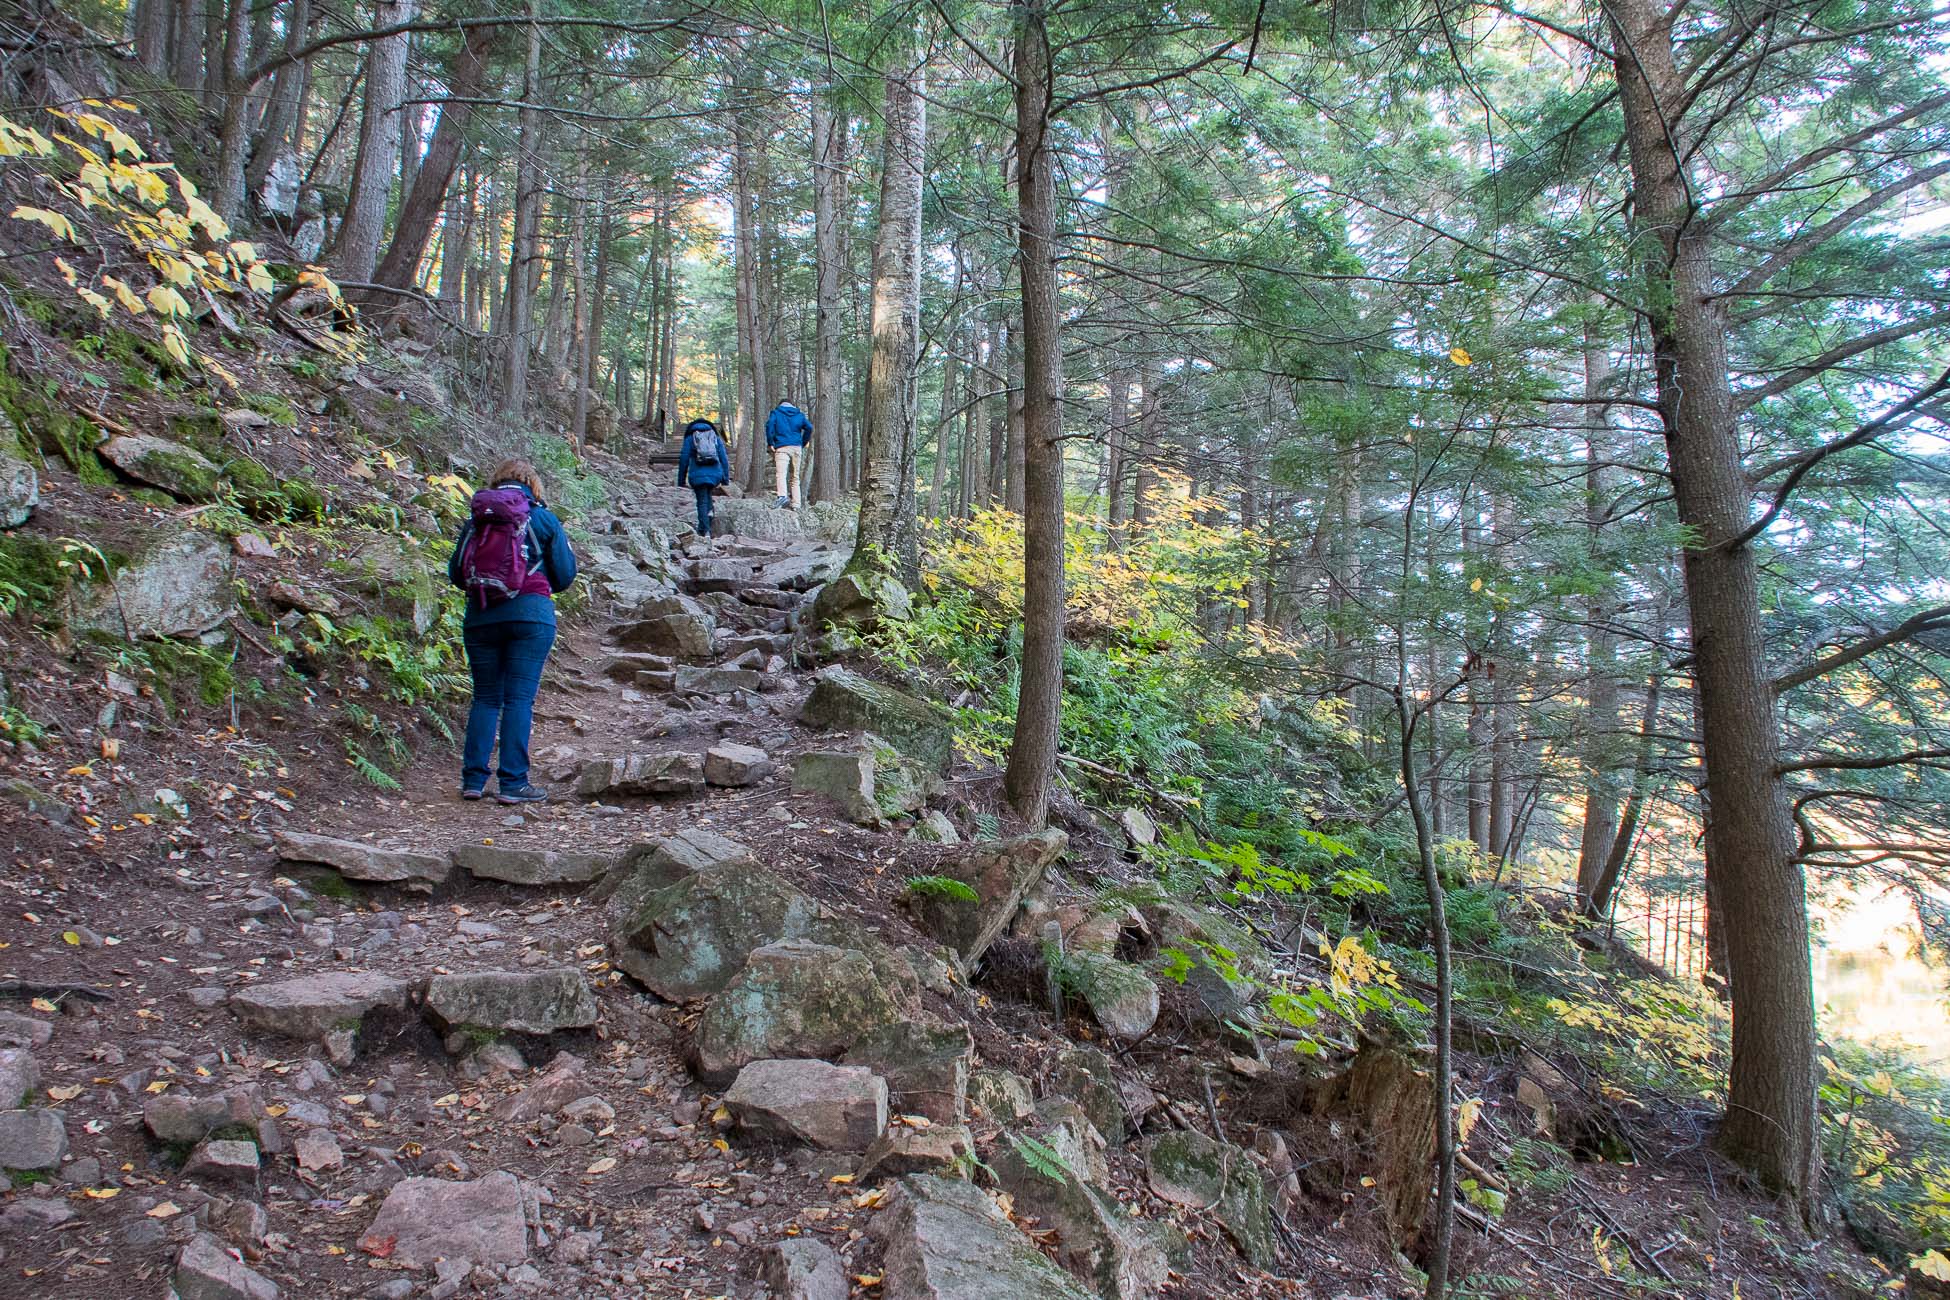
[447,457,577,805]
[764,401,811,509]
[678,417,729,538]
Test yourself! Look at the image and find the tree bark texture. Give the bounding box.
[334,0,419,284]
[373,21,498,298]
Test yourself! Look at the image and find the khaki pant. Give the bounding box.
[773,445,803,507]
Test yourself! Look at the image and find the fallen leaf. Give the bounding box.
[145,1202,180,1218]
[144,1081,170,1094]
[46,1086,82,1102]
[28,998,55,1013]
[61,931,80,946]
[585,1157,617,1174]
[82,1188,118,1199]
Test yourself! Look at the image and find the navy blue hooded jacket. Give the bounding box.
[678,419,729,488]
[765,403,810,450]
[447,481,577,628]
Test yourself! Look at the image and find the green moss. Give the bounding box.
[282,481,328,521]
[206,1122,259,1146]
[0,344,112,482]
[14,288,58,330]
[127,486,176,508]
[8,1170,48,1189]
[73,329,170,391]
[303,870,359,902]
[244,393,299,427]
[0,533,69,614]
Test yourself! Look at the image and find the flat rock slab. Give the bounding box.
[145,1084,264,1144]
[184,1138,261,1187]
[603,652,676,682]
[858,1124,974,1183]
[358,1171,530,1269]
[614,612,715,660]
[725,1058,888,1151]
[678,665,765,696]
[229,971,413,1042]
[705,742,774,787]
[425,968,597,1034]
[0,1010,53,1049]
[872,1174,1093,1300]
[275,831,450,888]
[799,666,956,772]
[453,843,611,886]
[176,1232,280,1300]
[611,861,824,1000]
[100,433,221,501]
[792,751,878,824]
[575,752,704,798]
[0,1108,66,1170]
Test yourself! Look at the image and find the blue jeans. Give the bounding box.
[693,486,716,537]
[461,620,556,790]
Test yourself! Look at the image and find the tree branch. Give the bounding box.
[1732,311,1950,413]
[1774,602,1950,693]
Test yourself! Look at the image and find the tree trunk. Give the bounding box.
[210,0,252,223]
[570,170,591,453]
[848,25,927,584]
[810,94,847,503]
[172,0,205,95]
[1105,366,1130,533]
[136,0,171,74]
[500,0,543,415]
[1584,672,1663,922]
[732,115,764,492]
[1608,0,1818,1209]
[1131,361,1162,524]
[334,0,419,285]
[1004,322,1027,513]
[1576,321,1623,911]
[373,22,498,298]
[437,161,472,306]
[1004,0,1065,828]
[244,0,312,207]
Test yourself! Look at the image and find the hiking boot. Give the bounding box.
[461,786,485,802]
[495,782,548,805]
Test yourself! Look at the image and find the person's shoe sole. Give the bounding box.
[496,790,547,805]
[462,789,484,801]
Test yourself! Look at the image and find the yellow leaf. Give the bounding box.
[55,257,78,286]
[29,998,56,1013]
[75,287,110,318]
[145,1202,180,1218]
[46,1085,82,1101]
[102,276,145,314]
[128,166,169,206]
[585,1157,617,1174]
[710,1105,730,1124]
[245,262,276,294]
[10,205,76,242]
[77,161,111,194]
[1918,1251,1950,1282]
[228,240,258,263]
[711,1138,730,1152]
[1469,577,1483,592]
[144,1080,170,1094]
[160,324,191,368]
[146,284,190,317]
[82,1187,117,1199]
[61,931,79,946]
[828,1173,855,1184]
[1457,1097,1483,1146]
[1449,347,1472,366]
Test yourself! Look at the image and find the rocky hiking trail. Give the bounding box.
[0,483,1345,1300]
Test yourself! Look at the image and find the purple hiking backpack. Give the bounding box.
[460,486,540,609]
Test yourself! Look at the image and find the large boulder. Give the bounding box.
[846,1021,973,1125]
[871,1174,1093,1300]
[275,831,451,888]
[229,972,413,1043]
[358,1172,530,1269]
[791,750,877,824]
[424,969,597,1035]
[73,525,233,639]
[799,667,955,772]
[594,829,756,918]
[100,433,222,501]
[614,612,715,660]
[693,940,906,1085]
[757,549,846,592]
[714,497,805,541]
[0,434,36,528]
[579,540,671,608]
[705,742,774,787]
[763,1238,848,1300]
[453,843,611,886]
[1045,1047,1129,1144]
[1066,953,1160,1043]
[724,1058,888,1151]
[809,569,912,632]
[908,831,1068,968]
[1144,1131,1274,1269]
[611,862,824,1000]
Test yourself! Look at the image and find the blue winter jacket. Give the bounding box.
[447,481,577,628]
[678,421,729,488]
[765,403,811,450]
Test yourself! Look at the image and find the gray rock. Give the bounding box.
[72,525,233,639]
[0,433,36,528]
[209,1196,271,1248]
[858,1124,974,1183]
[1144,1131,1274,1269]
[871,1174,1093,1300]
[229,972,413,1044]
[615,612,715,660]
[184,1138,261,1188]
[704,742,774,787]
[1046,1048,1129,1144]
[846,1021,973,1125]
[174,1232,280,1300]
[693,941,906,1086]
[910,810,960,844]
[1066,952,1161,1042]
[1118,808,1157,848]
[425,968,598,1035]
[602,651,676,681]
[99,433,222,501]
[357,1172,531,1269]
[1,778,71,824]
[791,750,878,824]
[453,843,611,886]
[757,550,846,593]
[968,1070,1035,1125]
[724,1059,888,1151]
[993,1107,1167,1300]
[0,1108,66,1169]
[809,570,911,631]
[762,1237,849,1300]
[799,666,956,772]
[0,1009,52,1048]
[293,1130,344,1170]
[594,829,757,917]
[494,1051,589,1122]
[275,831,451,887]
[686,557,746,593]
[0,1048,37,1107]
[574,752,704,798]
[908,830,1069,967]
[145,1084,264,1144]
[610,861,824,1000]
[677,665,764,696]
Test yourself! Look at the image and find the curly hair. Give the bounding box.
[487,457,545,499]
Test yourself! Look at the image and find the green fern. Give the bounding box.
[906,874,980,903]
[345,743,402,792]
[1007,1132,1072,1183]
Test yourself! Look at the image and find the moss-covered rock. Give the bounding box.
[691,940,906,1086]
[100,433,222,501]
[71,525,233,639]
[908,830,1068,968]
[993,1103,1169,1300]
[799,665,956,773]
[1143,1131,1274,1269]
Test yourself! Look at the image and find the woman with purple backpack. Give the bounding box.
[448,458,577,804]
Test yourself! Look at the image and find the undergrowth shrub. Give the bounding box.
[1822,1044,1950,1269]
